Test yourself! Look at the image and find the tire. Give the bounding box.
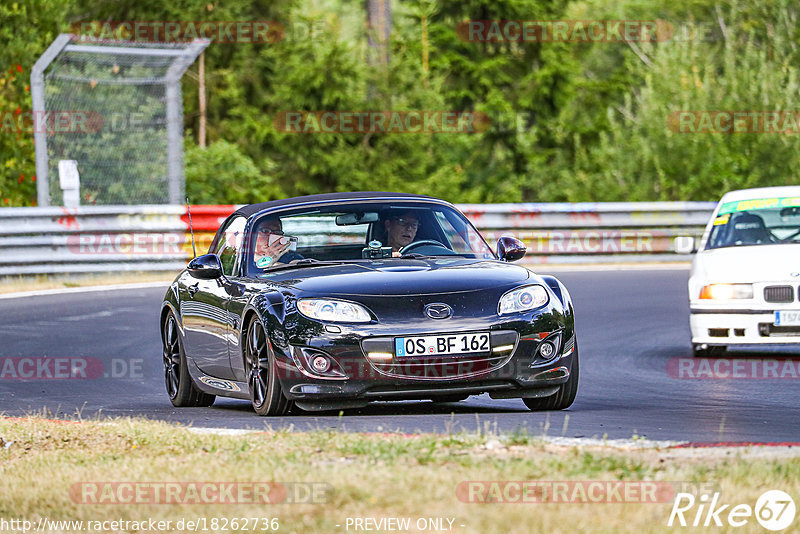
[523,342,579,411]
[162,312,215,407]
[245,318,293,416]
[692,344,726,357]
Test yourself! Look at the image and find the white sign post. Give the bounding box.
[58,159,80,208]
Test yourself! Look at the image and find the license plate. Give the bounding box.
[395,332,491,357]
[775,310,800,326]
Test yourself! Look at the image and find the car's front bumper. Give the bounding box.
[690,307,800,345]
[281,350,576,411]
[273,310,575,407]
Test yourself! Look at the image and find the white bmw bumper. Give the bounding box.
[690,284,800,345]
[689,309,800,345]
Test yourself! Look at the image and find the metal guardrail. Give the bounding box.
[0,206,192,275]
[0,202,716,275]
[461,201,714,265]
[459,201,715,228]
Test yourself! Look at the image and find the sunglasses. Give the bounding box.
[258,228,284,236]
[392,217,420,230]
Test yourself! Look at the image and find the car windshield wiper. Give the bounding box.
[397,252,433,259]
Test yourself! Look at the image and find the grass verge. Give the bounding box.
[0,416,797,533]
[0,272,174,294]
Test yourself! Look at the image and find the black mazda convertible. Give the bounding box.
[160,192,579,415]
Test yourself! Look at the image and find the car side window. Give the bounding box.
[435,211,471,253]
[212,216,247,276]
[434,210,494,257]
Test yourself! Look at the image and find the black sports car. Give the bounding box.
[160,192,579,415]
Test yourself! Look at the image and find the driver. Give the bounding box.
[384,211,420,256]
[254,217,303,268]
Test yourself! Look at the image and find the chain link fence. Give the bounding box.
[31,35,207,206]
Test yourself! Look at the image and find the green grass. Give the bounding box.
[0,416,798,533]
[0,272,173,294]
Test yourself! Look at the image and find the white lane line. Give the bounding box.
[187,427,263,436]
[542,436,685,449]
[523,263,691,272]
[59,309,117,321]
[0,263,689,301]
[184,425,686,448]
[0,281,172,300]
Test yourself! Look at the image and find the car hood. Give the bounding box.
[692,244,800,282]
[259,258,532,296]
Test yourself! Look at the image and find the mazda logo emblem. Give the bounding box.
[424,303,452,319]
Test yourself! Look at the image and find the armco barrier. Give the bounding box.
[0,202,715,275]
[0,205,224,275]
[460,201,714,264]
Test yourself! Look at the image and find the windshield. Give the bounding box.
[245,201,495,274]
[706,196,800,249]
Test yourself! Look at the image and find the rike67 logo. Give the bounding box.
[668,490,795,531]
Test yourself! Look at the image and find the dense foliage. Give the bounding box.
[1,0,799,205]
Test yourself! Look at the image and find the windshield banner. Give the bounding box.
[717,196,800,216]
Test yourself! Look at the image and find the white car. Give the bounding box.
[689,186,800,356]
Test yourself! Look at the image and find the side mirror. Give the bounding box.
[188,253,223,280]
[497,236,527,262]
[673,236,697,255]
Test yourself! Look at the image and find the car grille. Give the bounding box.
[759,323,800,337]
[764,285,794,303]
[367,353,513,380]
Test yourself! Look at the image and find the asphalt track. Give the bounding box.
[2,269,799,443]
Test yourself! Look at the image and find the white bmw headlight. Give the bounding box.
[699,283,753,300]
[297,299,372,323]
[498,285,549,315]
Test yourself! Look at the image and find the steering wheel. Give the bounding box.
[399,239,448,254]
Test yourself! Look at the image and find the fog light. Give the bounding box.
[539,341,556,360]
[311,355,331,373]
[367,352,394,361]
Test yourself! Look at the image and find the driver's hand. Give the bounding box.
[392,251,401,257]
[262,240,291,258]
[254,235,292,265]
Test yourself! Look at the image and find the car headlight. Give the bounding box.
[699,283,753,300]
[297,299,372,323]
[498,285,549,315]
